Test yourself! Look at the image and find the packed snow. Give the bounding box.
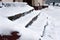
[0,2,60,40]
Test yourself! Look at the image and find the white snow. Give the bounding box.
[0,3,41,40]
[13,26,41,40]
[3,2,27,7]
[0,16,41,40]
[0,4,34,17]
[0,16,15,35]
[0,2,60,40]
[27,10,57,40]
[36,6,60,40]
[0,2,2,6]
[28,10,48,36]
[13,10,40,27]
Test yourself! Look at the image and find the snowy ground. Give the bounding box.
[0,3,41,40]
[0,2,60,40]
[0,6,33,17]
[13,10,40,27]
[37,6,60,40]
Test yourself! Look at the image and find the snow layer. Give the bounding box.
[2,2,27,7]
[0,4,33,17]
[0,14,41,40]
[37,6,60,40]
[0,16,16,35]
[13,10,40,27]
[0,3,60,40]
[0,15,41,40]
[27,10,57,40]
[28,10,48,36]
[13,26,41,40]
[0,3,41,40]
